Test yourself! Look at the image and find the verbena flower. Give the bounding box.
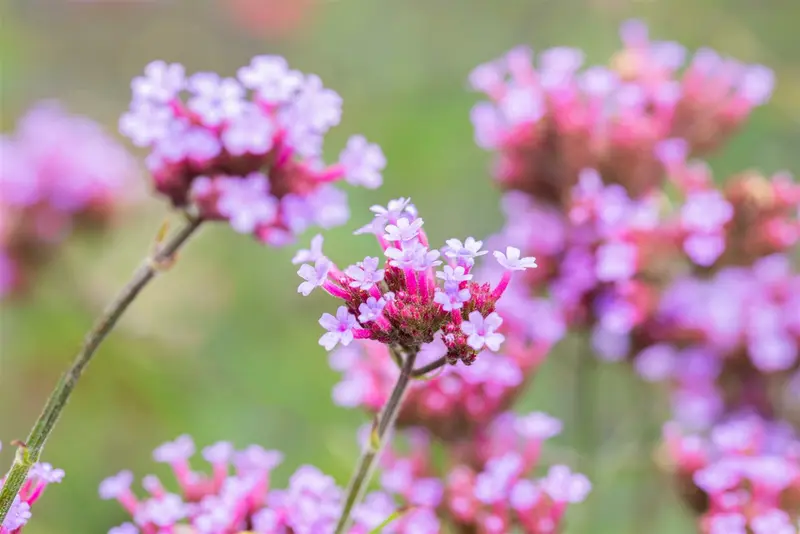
[661,416,800,528]
[639,255,799,429]
[119,57,385,246]
[330,332,550,440]
[376,413,590,534]
[0,442,64,534]
[469,19,774,206]
[296,198,537,364]
[100,435,436,533]
[0,102,139,299]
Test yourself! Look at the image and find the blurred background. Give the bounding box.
[1,0,798,532]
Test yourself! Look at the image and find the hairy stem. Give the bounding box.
[0,215,203,521]
[334,346,418,534]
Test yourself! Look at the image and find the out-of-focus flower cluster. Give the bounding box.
[469,19,774,205]
[0,442,64,534]
[661,416,800,533]
[296,198,537,365]
[120,57,385,247]
[219,0,315,37]
[470,18,800,530]
[0,102,139,300]
[638,254,800,430]
[100,435,437,534]
[373,412,589,534]
[330,334,547,441]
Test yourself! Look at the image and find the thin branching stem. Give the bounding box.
[333,346,418,534]
[0,215,203,521]
[411,356,447,377]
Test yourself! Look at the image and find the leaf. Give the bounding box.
[369,415,381,450]
[151,218,171,254]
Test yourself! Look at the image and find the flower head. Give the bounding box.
[99,436,434,533]
[120,57,385,246]
[297,200,534,365]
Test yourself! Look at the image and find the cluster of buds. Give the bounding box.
[660,416,800,533]
[295,198,537,365]
[469,19,774,206]
[100,435,437,533]
[374,412,590,533]
[120,56,385,246]
[0,102,139,299]
[0,442,64,534]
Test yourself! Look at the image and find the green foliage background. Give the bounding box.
[1,0,798,532]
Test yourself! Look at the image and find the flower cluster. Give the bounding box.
[657,146,800,267]
[330,334,546,441]
[120,57,385,246]
[471,18,799,529]
[0,102,139,299]
[635,254,800,429]
[329,291,562,440]
[296,198,537,364]
[660,416,800,532]
[469,19,774,206]
[375,412,590,534]
[0,442,64,534]
[486,172,663,363]
[100,435,437,533]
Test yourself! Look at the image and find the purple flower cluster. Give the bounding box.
[374,413,590,534]
[656,146,800,267]
[0,442,64,534]
[470,18,800,527]
[485,171,661,363]
[296,198,537,365]
[330,331,550,440]
[120,58,385,246]
[469,19,774,204]
[639,254,800,429]
[662,416,800,532]
[100,435,437,534]
[0,102,139,299]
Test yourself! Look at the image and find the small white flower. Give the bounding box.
[461,311,505,351]
[297,258,332,296]
[384,217,424,242]
[291,234,325,265]
[493,246,537,271]
[318,306,359,350]
[358,296,388,323]
[345,257,385,290]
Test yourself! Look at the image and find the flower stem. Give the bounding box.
[333,346,418,534]
[575,333,597,476]
[411,356,447,377]
[0,215,203,522]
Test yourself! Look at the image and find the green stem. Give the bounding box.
[333,345,418,534]
[411,356,447,377]
[0,215,203,521]
[576,334,597,476]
